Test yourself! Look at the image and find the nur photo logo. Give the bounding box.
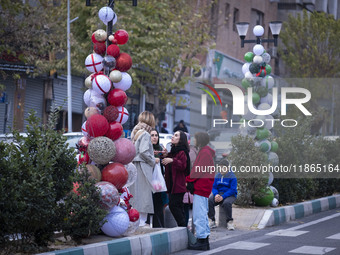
[197,82,312,128]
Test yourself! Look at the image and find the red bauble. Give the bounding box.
[114,29,129,45]
[78,136,91,152]
[78,152,90,164]
[107,88,128,107]
[91,32,98,43]
[115,53,132,72]
[101,162,128,190]
[93,42,106,55]
[86,114,109,137]
[112,138,136,165]
[105,121,123,141]
[107,44,120,58]
[128,208,140,222]
[103,105,119,122]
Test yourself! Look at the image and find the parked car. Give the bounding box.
[159,133,172,151]
[0,133,28,143]
[207,128,238,163]
[63,132,84,150]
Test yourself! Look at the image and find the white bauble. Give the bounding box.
[92,74,112,94]
[85,53,103,73]
[244,71,254,79]
[81,121,89,137]
[253,25,264,37]
[253,55,263,64]
[261,76,275,89]
[101,206,130,237]
[242,63,251,75]
[115,106,129,125]
[98,7,114,24]
[113,72,132,91]
[271,198,279,207]
[262,53,271,63]
[253,44,265,56]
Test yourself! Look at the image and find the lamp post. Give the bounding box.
[67,0,78,133]
[236,21,282,48]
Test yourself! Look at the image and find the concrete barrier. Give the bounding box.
[258,194,340,229]
[38,227,188,255]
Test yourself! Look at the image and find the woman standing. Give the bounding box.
[149,129,166,228]
[186,132,215,251]
[162,131,190,227]
[129,111,156,227]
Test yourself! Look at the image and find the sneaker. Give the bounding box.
[209,219,217,229]
[227,221,235,230]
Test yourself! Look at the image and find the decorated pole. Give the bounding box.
[239,25,280,207]
[75,0,140,237]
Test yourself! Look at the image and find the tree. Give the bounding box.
[1,0,215,123]
[0,0,66,78]
[69,0,214,121]
[279,10,340,134]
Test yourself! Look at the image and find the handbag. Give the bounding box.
[183,191,194,204]
[186,182,194,194]
[151,162,167,193]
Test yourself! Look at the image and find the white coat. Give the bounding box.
[129,130,155,214]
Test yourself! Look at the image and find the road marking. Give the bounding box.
[288,245,335,254]
[326,233,340,240]
[289,213,340,231]
[199,241,270,254]
[266,230,309,237]
[266,212,340,237]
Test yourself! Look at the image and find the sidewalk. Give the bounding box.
[39,194,340,255]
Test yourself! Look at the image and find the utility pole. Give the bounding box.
[67,0,78,132]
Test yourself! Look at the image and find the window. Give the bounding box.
[225,3,230,27]
[210,1,219,38]
[233,8,239,32]
[251,9,264,26]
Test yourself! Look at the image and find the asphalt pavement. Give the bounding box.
[174,208,340,255]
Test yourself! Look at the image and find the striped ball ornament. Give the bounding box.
[85,53,103,73]
[92,74,112,95]
[115,106,129,125]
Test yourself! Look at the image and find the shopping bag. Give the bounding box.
[152,163,167,193]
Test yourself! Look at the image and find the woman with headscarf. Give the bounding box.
[129,111,156,227]
[148,129,167,228]
[162,130,190,227]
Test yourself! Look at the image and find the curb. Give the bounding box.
[38,227,188,255]
[258,194,340,229]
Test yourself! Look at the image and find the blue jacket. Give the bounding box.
[211,171,237,199]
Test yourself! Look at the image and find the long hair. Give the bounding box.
[138,111,155,128]
[171,130,190,152]
[170,130,191,176]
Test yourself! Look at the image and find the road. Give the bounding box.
[174,208,340,255]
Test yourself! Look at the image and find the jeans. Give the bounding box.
[208,194,236,223]
[169,193,186,227]
[193,194,210,239]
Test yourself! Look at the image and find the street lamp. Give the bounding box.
[236,21,282,48]
[67,0,78,132]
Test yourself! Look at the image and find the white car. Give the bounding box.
[63,132,84,150]
[159,133,172,151]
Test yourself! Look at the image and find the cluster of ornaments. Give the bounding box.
[74,5,140,237]
[239,26,280,207]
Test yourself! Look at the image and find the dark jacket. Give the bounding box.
[164,150,188,194]
[186,146,215,198]
[211,171,237,199]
